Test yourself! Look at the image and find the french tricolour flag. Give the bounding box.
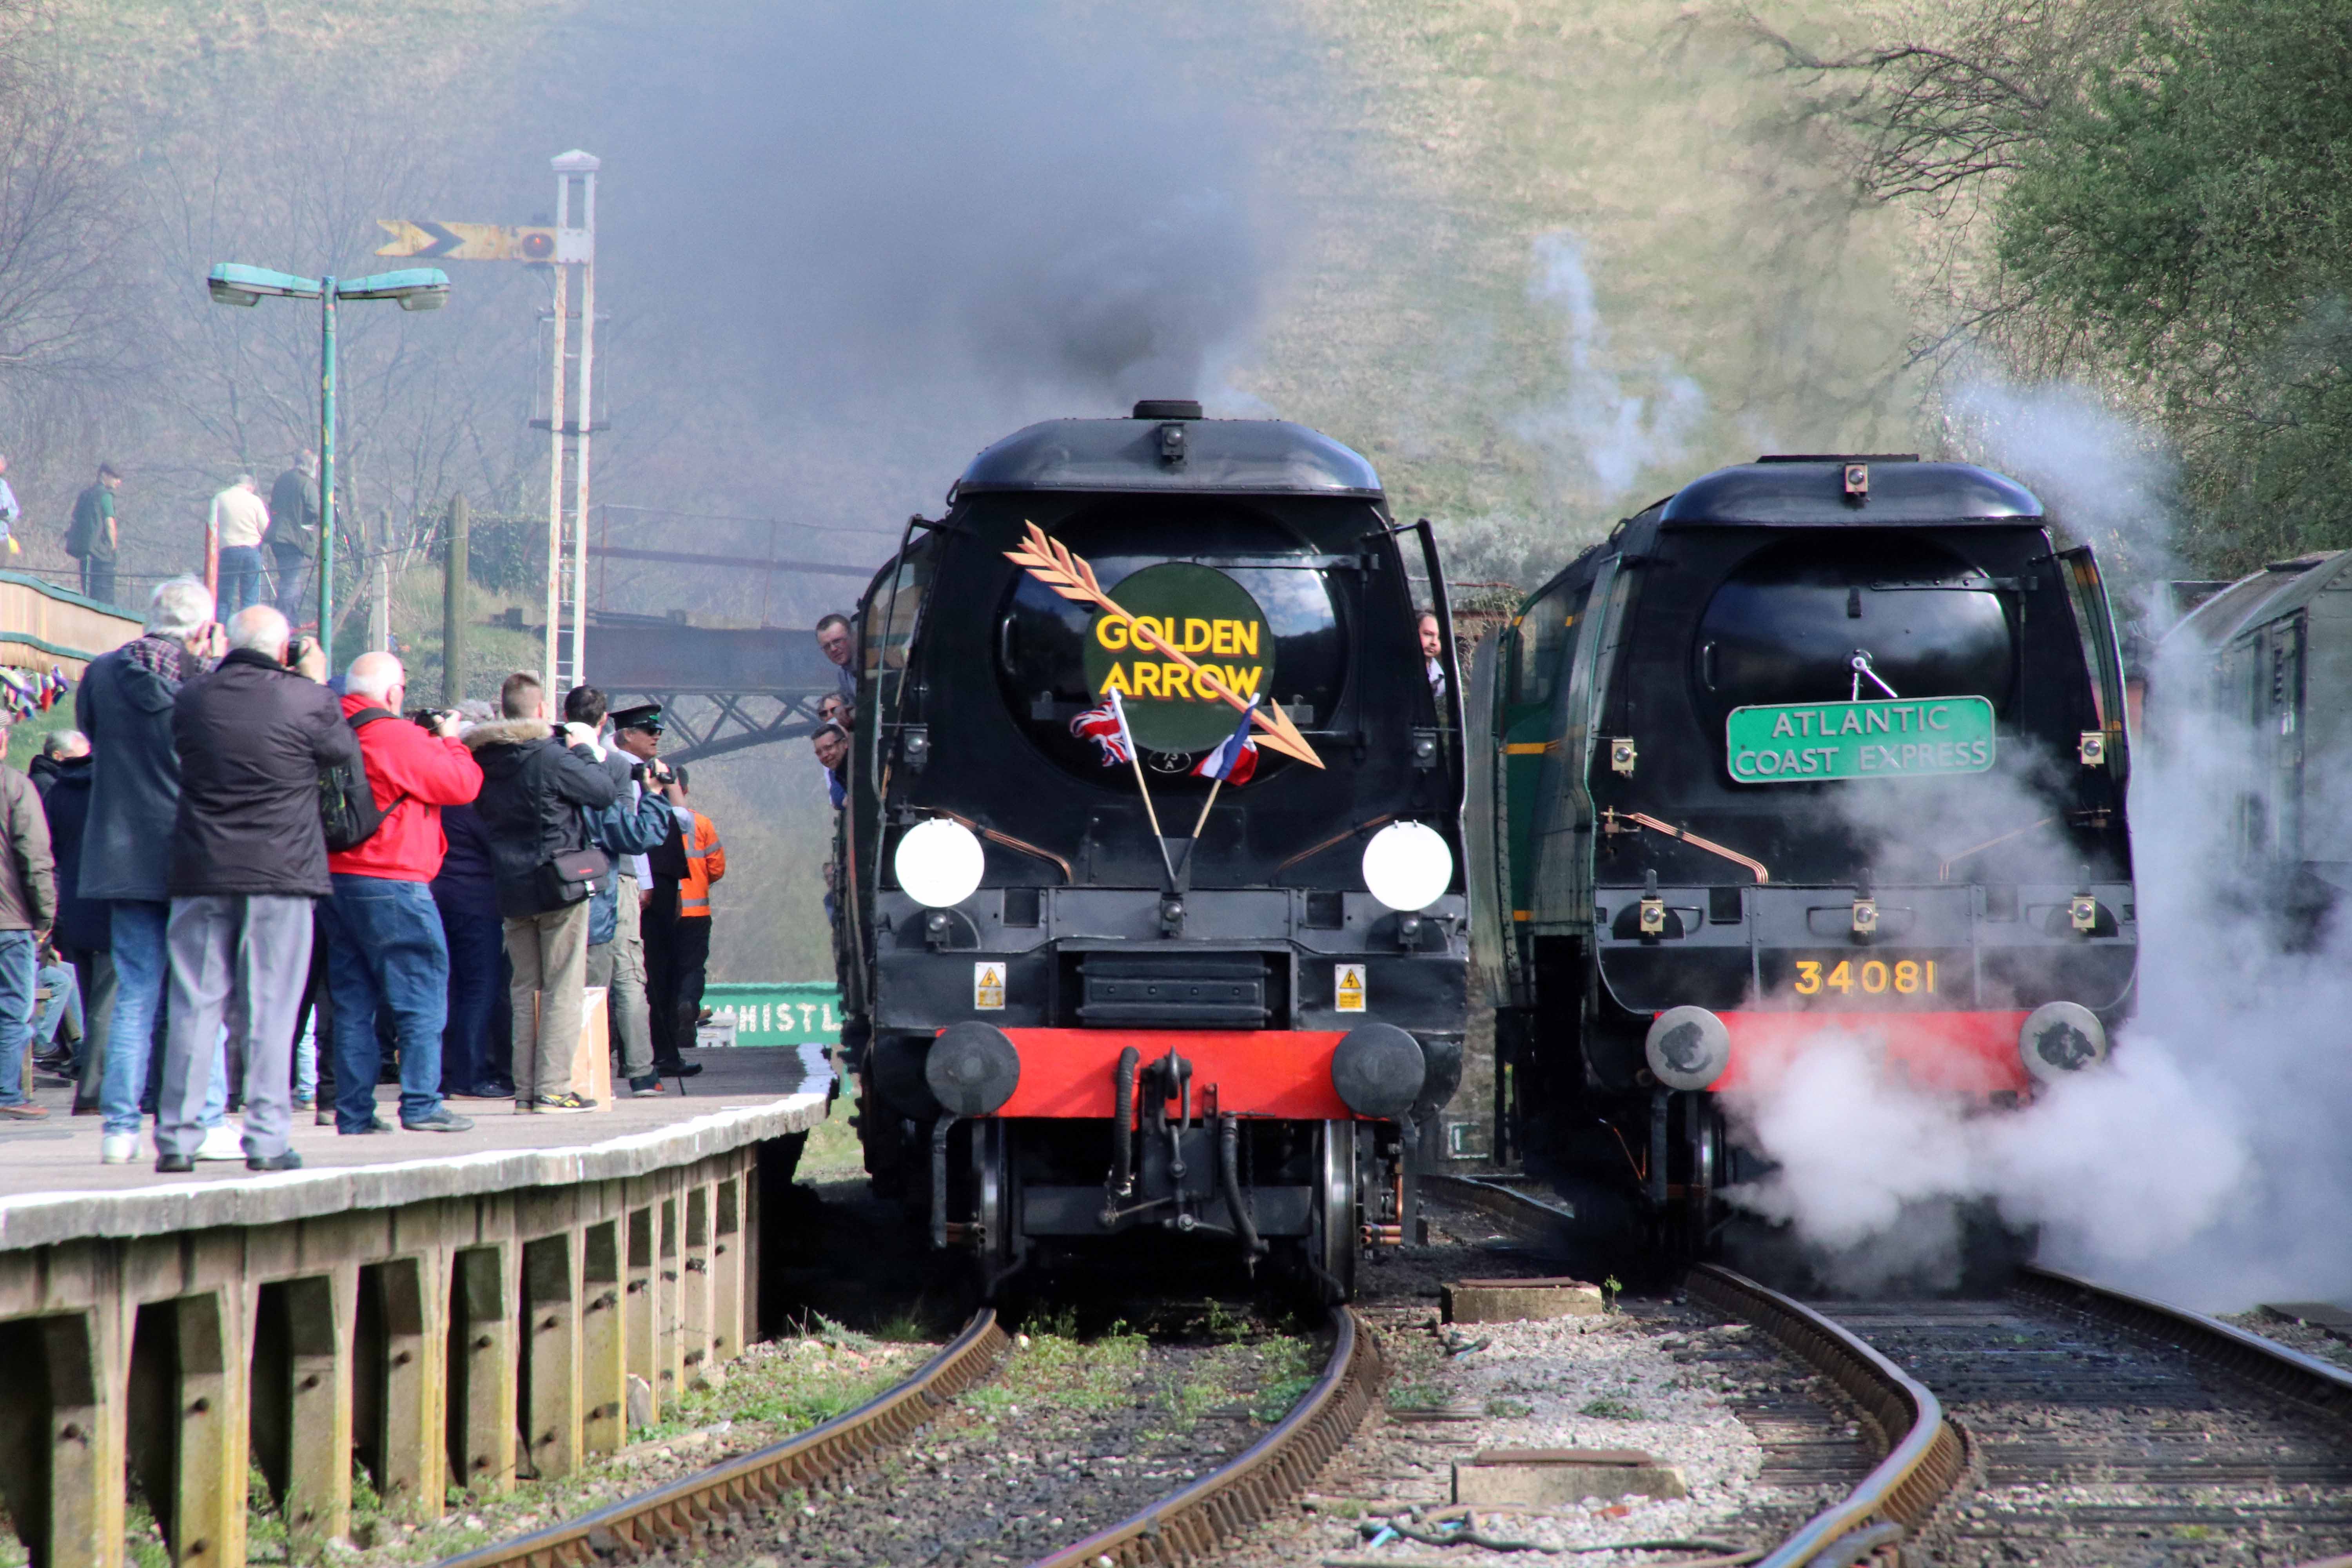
[1192,697,1260,786]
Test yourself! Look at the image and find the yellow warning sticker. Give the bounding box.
[1335,963,1366,1013]
[974,962,1005,1010]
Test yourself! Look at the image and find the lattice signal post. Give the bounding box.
[542,151,600,701]
[376,148,601,703]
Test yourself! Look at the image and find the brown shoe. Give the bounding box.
[0,1102,50,1120]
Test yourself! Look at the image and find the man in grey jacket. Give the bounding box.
[79,578,231,1163]
[0,712,55,1119]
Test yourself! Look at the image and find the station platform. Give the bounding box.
[0,1044,834,1568]
[0,1045,830,1245]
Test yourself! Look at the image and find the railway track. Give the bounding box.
[433,1305,1379,1568]
[1693,1263,2352,1566]
[1430,1175,2352,1566]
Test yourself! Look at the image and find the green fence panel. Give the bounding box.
[702,982,843,1046]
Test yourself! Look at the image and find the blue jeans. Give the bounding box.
[34,962,81,1055]
[101,901,170,1135]
[437,902,506,1096]
[322,875,449,1129]
[218,544,265,615]
[0,932,35,1105]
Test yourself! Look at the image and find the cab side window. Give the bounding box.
[1510,579,1587,714]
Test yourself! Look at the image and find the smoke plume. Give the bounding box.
[526,0,1285,529]
[1512,230,1706,505]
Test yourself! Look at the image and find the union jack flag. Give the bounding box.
[1069,695,1133,766]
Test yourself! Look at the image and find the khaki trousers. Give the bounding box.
[585,875,652,1080]
[504,901,590,1103]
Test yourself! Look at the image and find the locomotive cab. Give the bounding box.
[1471,456,2138,1257]
[840,403,1468,1298]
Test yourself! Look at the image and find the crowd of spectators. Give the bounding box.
[4,577,727,1172]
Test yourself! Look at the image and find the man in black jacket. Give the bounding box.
[37,734,109,1113]
[467,671,614,1112]
[266,452,318,621]
[153,605,359,1173]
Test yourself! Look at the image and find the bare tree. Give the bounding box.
[1729,0,2160,387]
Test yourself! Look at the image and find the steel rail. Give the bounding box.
[1686,1265,1966,1568]
[432,1308,1009,1568]
[1025,1307,1383,1568]
[2015,1263,2352,1425]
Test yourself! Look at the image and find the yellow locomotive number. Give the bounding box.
[1791,957,1938,998]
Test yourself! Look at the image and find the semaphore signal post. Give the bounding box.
[377,149,600,702]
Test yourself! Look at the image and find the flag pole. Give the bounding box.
[1188,693,1257,842]
[1111,691,1178,884]
[1187,777,1225,842]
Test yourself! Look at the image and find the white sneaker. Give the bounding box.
[100,1132,138,1164]
[195,1123,245,1161]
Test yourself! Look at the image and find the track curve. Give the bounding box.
[432,1308,1010,1568]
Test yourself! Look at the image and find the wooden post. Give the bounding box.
[656,1195,683,1403]
[519,1235,579,1481]
[681,1186,713,1389]
[249,1276,348,1554]
[710,1176,742,1379]
[580,1221,624,1458]
[443,494,468,706]
[623,1207,657,1427]
[445,1247,514,1499]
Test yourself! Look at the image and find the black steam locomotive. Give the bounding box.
[1468,457,2138,1255]
[838,401,1467,1298]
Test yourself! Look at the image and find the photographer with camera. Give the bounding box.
[318,651,483,1136]
[564,690,676,1096]
[469,672,615,1113]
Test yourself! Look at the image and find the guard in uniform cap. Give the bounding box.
[609,703,663,736]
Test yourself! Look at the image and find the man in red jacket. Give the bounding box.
[321,651,485,1134]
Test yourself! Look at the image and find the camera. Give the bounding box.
[407,708,456,731]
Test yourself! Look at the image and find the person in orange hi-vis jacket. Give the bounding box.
[666,768,724,1055]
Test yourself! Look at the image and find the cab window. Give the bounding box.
[1510,579,1586,713]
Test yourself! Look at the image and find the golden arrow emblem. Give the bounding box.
[1006,521,1325,769]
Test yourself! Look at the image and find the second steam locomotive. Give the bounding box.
[1468,456,2139,1254]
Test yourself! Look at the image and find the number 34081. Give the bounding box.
[1794,958,1936,996]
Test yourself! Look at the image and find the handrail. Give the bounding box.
[1602,809,1771,884]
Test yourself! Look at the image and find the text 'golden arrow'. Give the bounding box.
[1005,520,1324,769]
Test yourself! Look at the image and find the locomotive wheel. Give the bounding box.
[1682,1094,1724,1261]
[969,1119,1019,1294]
[1311,1119,1359,1303]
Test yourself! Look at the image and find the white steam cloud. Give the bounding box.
[1719,379,2352,1311]
[1513,231,1705,503]
[1946,377,2183,601]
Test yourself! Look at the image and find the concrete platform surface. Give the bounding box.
[0,1046,833,1249]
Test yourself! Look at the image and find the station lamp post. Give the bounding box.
[206,262,450,668]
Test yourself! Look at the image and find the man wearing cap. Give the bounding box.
[615,704,701,1080]
[568,691,675,1096]
[68,465,122,605]
[211,475,271,616]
